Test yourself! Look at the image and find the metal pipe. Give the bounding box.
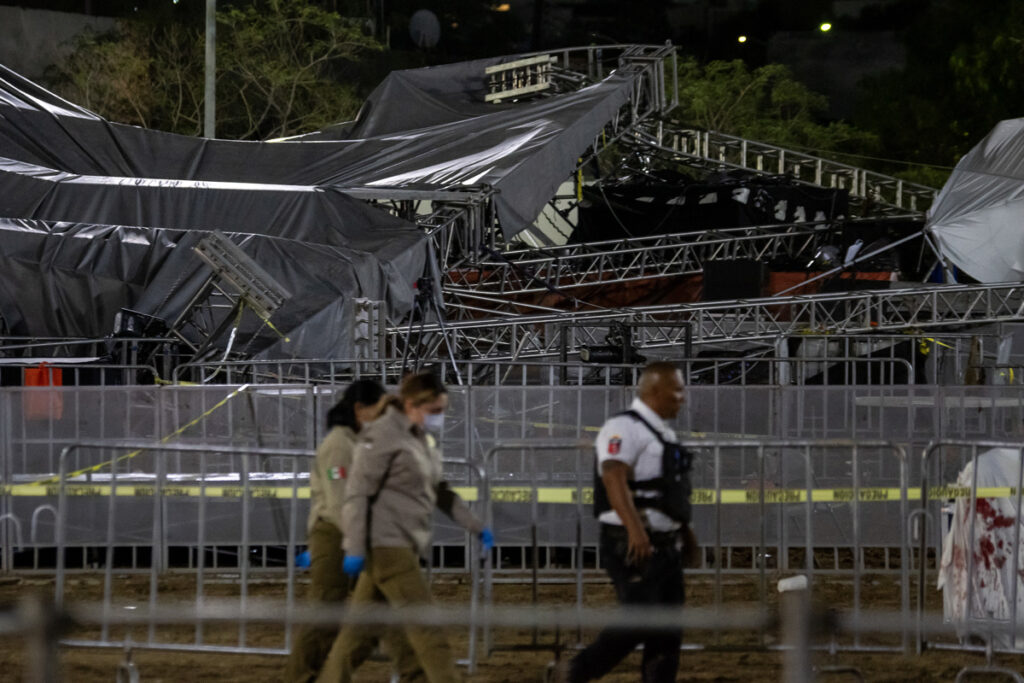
[204,0,216,139]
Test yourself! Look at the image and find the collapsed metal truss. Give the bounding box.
[629,123,938,215]
[389,281,1024,361]
[445,220,864,297]
[364,45,974,367]
[386,45,936,277]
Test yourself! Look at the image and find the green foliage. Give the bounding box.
[852,0,1024,178]
[46,0,381,140]
[216,0,380,139]
[673,57,878,159]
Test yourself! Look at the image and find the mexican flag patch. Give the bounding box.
[327,466,346,480]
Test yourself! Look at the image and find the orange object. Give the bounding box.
[24,362,63,420]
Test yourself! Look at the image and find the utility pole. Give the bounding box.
[204,0,216,139]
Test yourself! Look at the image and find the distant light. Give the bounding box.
[737,35,748,43]
[451,22,459,29]
[819,22,832,32]
[492,3,511,10]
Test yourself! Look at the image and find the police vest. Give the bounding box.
[592,410,693,524]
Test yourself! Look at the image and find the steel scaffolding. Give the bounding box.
[389,281,1024,361]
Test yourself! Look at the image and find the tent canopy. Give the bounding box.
[0,65,428,358]
[0,54,638,237]
[0,51,647,356]
[927,118,1024,283]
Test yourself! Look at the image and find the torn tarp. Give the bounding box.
[0,63,433,359]
[0,217,425,360]
[0,56,638,237]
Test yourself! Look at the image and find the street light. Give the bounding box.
[819,22,832,33]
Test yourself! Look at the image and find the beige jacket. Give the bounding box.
[341,405,483,557]
[307,425,358,535]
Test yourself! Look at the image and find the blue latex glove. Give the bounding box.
[342,555,365,577]
[295,550,311,568]
[479,527,495,552]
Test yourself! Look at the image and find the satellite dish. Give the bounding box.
[409,9,441,48]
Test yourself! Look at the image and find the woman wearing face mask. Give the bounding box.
[317,371,493,683]
[287,379,385,682]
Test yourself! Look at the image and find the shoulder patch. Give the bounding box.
[327,466,346,480]
[607,436,622,455]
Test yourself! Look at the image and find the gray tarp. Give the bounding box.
[0,65,428,358]
[0,217,425,360]
[927,118,1024,283]
[0,52,640,354]
[0,56,637,237]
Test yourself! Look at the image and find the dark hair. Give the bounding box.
[326,379,386,432]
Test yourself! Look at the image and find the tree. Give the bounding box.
[852,0,1024,186]
[216,1,380,139]
[46,0,381,140]
[673,57,878,160]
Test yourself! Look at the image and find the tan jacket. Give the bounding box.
[342,405,483,557]
[307,425,358,535]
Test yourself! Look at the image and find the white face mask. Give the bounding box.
[423,412,446,435]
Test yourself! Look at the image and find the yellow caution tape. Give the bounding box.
[576,159,583,202]
[248,302,290,342]
[8,484,1019,504]
[28,384,252,486]
[923,336,954,350]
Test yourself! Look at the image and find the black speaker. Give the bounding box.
[702,259,765,301]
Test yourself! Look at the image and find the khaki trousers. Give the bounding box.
[288,519,384,683]
[317,547,461,683]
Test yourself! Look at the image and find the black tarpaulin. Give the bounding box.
[0,217,424,360]
[0,56,638,237]
[0,64,431,358]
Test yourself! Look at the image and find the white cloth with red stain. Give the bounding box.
[937,448,1024,648]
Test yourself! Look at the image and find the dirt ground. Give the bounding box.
[0,572,1019,682]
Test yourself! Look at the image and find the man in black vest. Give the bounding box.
[553,361,697,683]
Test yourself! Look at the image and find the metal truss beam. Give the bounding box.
[629,123,938,215]
[391,281,1024,361]
[445,222,834,296]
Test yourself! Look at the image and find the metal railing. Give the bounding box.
[444,221,829,296]
[919,441,1024,655]
[0,362,159,387]
[389,281,1024,360]
[12,595,1023,683]
[47,439,490,668]
[5,428,1024,675]
[634,123,938,214]
[478,439,912,654]
[150,331,998,387]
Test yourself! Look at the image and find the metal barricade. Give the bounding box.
[0,362,159,387]
[480,438,912,655]
[55,440,313,654]
[49,440,491,671]
[920,441,1024,657]
[682,439,911,654]
[171,356,917,388]
[481,441,593,656]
